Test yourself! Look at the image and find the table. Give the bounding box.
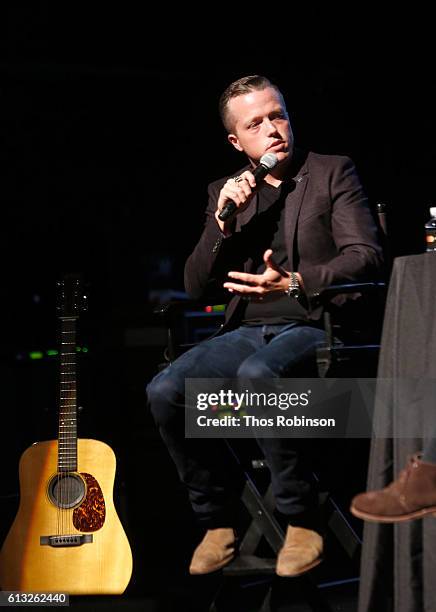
[358,253,436,612]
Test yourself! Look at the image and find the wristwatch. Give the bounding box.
[285,272,301,300]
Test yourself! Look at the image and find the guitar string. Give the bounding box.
[57,338,61,536]
[58,341,63,536]
[69,327,77,535]
[58,303,81,538]
[59,327,75,537]
[59,329,64,536]
[65,324,75,535]
[57,429,61,537]
[69,336,75,535]
[60,353,65,537]
[56,285,82,540]
[63,338,67,536]
[58,331,61,536]
[65,347,74,536]
[70,323,77,524]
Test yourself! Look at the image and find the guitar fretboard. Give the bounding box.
[58,317,78,472]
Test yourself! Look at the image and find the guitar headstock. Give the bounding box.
[56,274,88,318]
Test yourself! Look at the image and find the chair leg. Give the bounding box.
[325,494,361,561]
[259,586,272,612]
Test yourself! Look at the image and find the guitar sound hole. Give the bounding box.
[48,473,86,509]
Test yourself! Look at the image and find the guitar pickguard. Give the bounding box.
[73,473,106,532]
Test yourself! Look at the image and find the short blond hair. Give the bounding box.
[218,75,283,132]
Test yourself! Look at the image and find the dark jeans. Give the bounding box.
[147,322,326,528]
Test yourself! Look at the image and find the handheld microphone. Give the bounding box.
[218,152,278,222]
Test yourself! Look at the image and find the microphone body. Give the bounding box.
[218,153,278,222]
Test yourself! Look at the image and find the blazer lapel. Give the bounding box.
[284,151,309,270]
[234,149,309,272]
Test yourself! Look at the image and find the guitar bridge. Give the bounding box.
[40,534,93,547]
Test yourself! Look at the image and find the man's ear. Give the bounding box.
[228,133,243,152]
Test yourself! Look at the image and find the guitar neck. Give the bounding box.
[58,316,78,472]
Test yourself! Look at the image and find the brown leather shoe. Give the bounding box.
[350,454,436,522]
[276,526,323,577]
[189,528,236,575]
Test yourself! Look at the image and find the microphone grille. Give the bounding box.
[260,153,278,170]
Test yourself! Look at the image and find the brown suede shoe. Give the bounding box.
[276,526,323,577]
[350,454,436,522]
[189,528,236,575]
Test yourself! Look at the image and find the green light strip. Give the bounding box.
[27,347,89,359]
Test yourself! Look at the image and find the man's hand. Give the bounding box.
[215,170,257,234]
[223,249,303,301]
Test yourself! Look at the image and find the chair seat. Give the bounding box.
[317,344,380,377]
[320,344,380,359]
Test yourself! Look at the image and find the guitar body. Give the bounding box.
[0,438,132,594]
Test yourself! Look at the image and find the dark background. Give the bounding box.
[1,6,435,610]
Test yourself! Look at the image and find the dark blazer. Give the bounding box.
[184,149,383,328]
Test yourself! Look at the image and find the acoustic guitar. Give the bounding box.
[0,275,133,594]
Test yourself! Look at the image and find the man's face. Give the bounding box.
[227,86,293,166]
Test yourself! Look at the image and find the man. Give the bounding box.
[147,75,383,577]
